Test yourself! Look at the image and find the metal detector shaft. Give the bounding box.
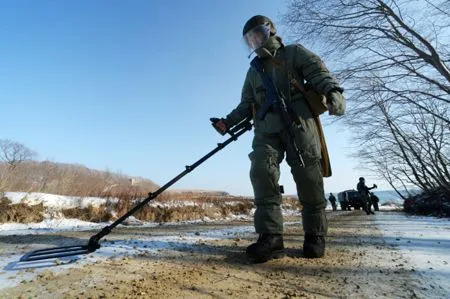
[86,117,252,246]
[20,118,253,262]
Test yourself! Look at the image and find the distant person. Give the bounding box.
[370,192,380,211]
[328,193,337,211]
[343,191,351,210]
[357,177,377,215]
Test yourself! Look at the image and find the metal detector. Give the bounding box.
[20,118,253,262]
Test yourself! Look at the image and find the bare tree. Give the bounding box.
[1,158,159,197]
[0,139,37,169]
[282,0,450,193]
[359,94,449,195]
[0,139,37,192]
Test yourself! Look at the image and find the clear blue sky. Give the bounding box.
[0,0,385,196]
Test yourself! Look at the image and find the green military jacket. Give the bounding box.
[357,182,369,195]
[225,43,342,158]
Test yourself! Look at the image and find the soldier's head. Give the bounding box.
[359,177,365,182]
[242,15,276,52]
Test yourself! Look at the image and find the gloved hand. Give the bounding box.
[373,184,378,189]
[210,117,228,135]
[326,91,346,116]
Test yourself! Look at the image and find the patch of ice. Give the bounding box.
[377,213,450,295]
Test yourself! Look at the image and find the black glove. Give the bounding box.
[210,117,227,135]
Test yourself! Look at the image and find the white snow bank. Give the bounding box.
[379,203,403,211]
[0,218,105,235]
[4,192,118,209]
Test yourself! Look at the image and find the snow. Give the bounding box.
[0,192,448,295]
[379,203,403,211]
[0,218,105,235]
[4,192,117,209]
[377,213,450,294]
[0,223,255,289]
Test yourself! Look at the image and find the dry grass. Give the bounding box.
[282,195,303,210]
[0,155,306,224]
[0,159,305,224]
[62,205,114,223]
[112,192,255,223]
[0,196,44,224]
[0,190,302,224]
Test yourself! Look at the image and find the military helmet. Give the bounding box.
[242,15,276,36]
[359,177,365,181]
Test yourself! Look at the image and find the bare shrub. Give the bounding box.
[1,186,299,224]
[62,204,113,223]
[1,160,159,197]
[105,192,254,223]
[282,196,302,210]
[218,202,254,217]
[0,196,44,223]
[404,187,450,217]
[143,206,205,222]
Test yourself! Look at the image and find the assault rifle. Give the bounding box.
[250,57,305,167]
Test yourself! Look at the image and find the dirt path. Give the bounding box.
[0,211,445,298]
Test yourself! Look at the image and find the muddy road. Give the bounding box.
[0,211,447,298]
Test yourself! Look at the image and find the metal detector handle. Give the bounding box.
[210,118,227,136]
[227,117,253,137]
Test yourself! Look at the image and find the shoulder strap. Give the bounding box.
[250,57,279,96]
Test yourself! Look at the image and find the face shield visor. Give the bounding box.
[243,24,271,52]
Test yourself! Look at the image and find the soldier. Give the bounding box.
[211,15,345,262]
[370,192,380,211]
[356,177,377,215]
[342,191,351,210]
[328,193,337,211]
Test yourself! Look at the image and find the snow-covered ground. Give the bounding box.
[376,213,450,294]
[4,192,116,208]
[0,192,255,289]
[0,220,256,290]
[1,212,449,295]
[1,192,448,295]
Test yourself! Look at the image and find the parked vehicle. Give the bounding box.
[337,190,362,210]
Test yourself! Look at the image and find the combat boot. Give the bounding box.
[303,234,325,258]
[246,233,284,263]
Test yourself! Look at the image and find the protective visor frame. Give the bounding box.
[243,24,271,51]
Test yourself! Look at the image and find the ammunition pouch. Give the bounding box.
[290,79,328,117]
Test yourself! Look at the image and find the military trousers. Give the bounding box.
[248,128,328,236]
[360,192,370,212]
